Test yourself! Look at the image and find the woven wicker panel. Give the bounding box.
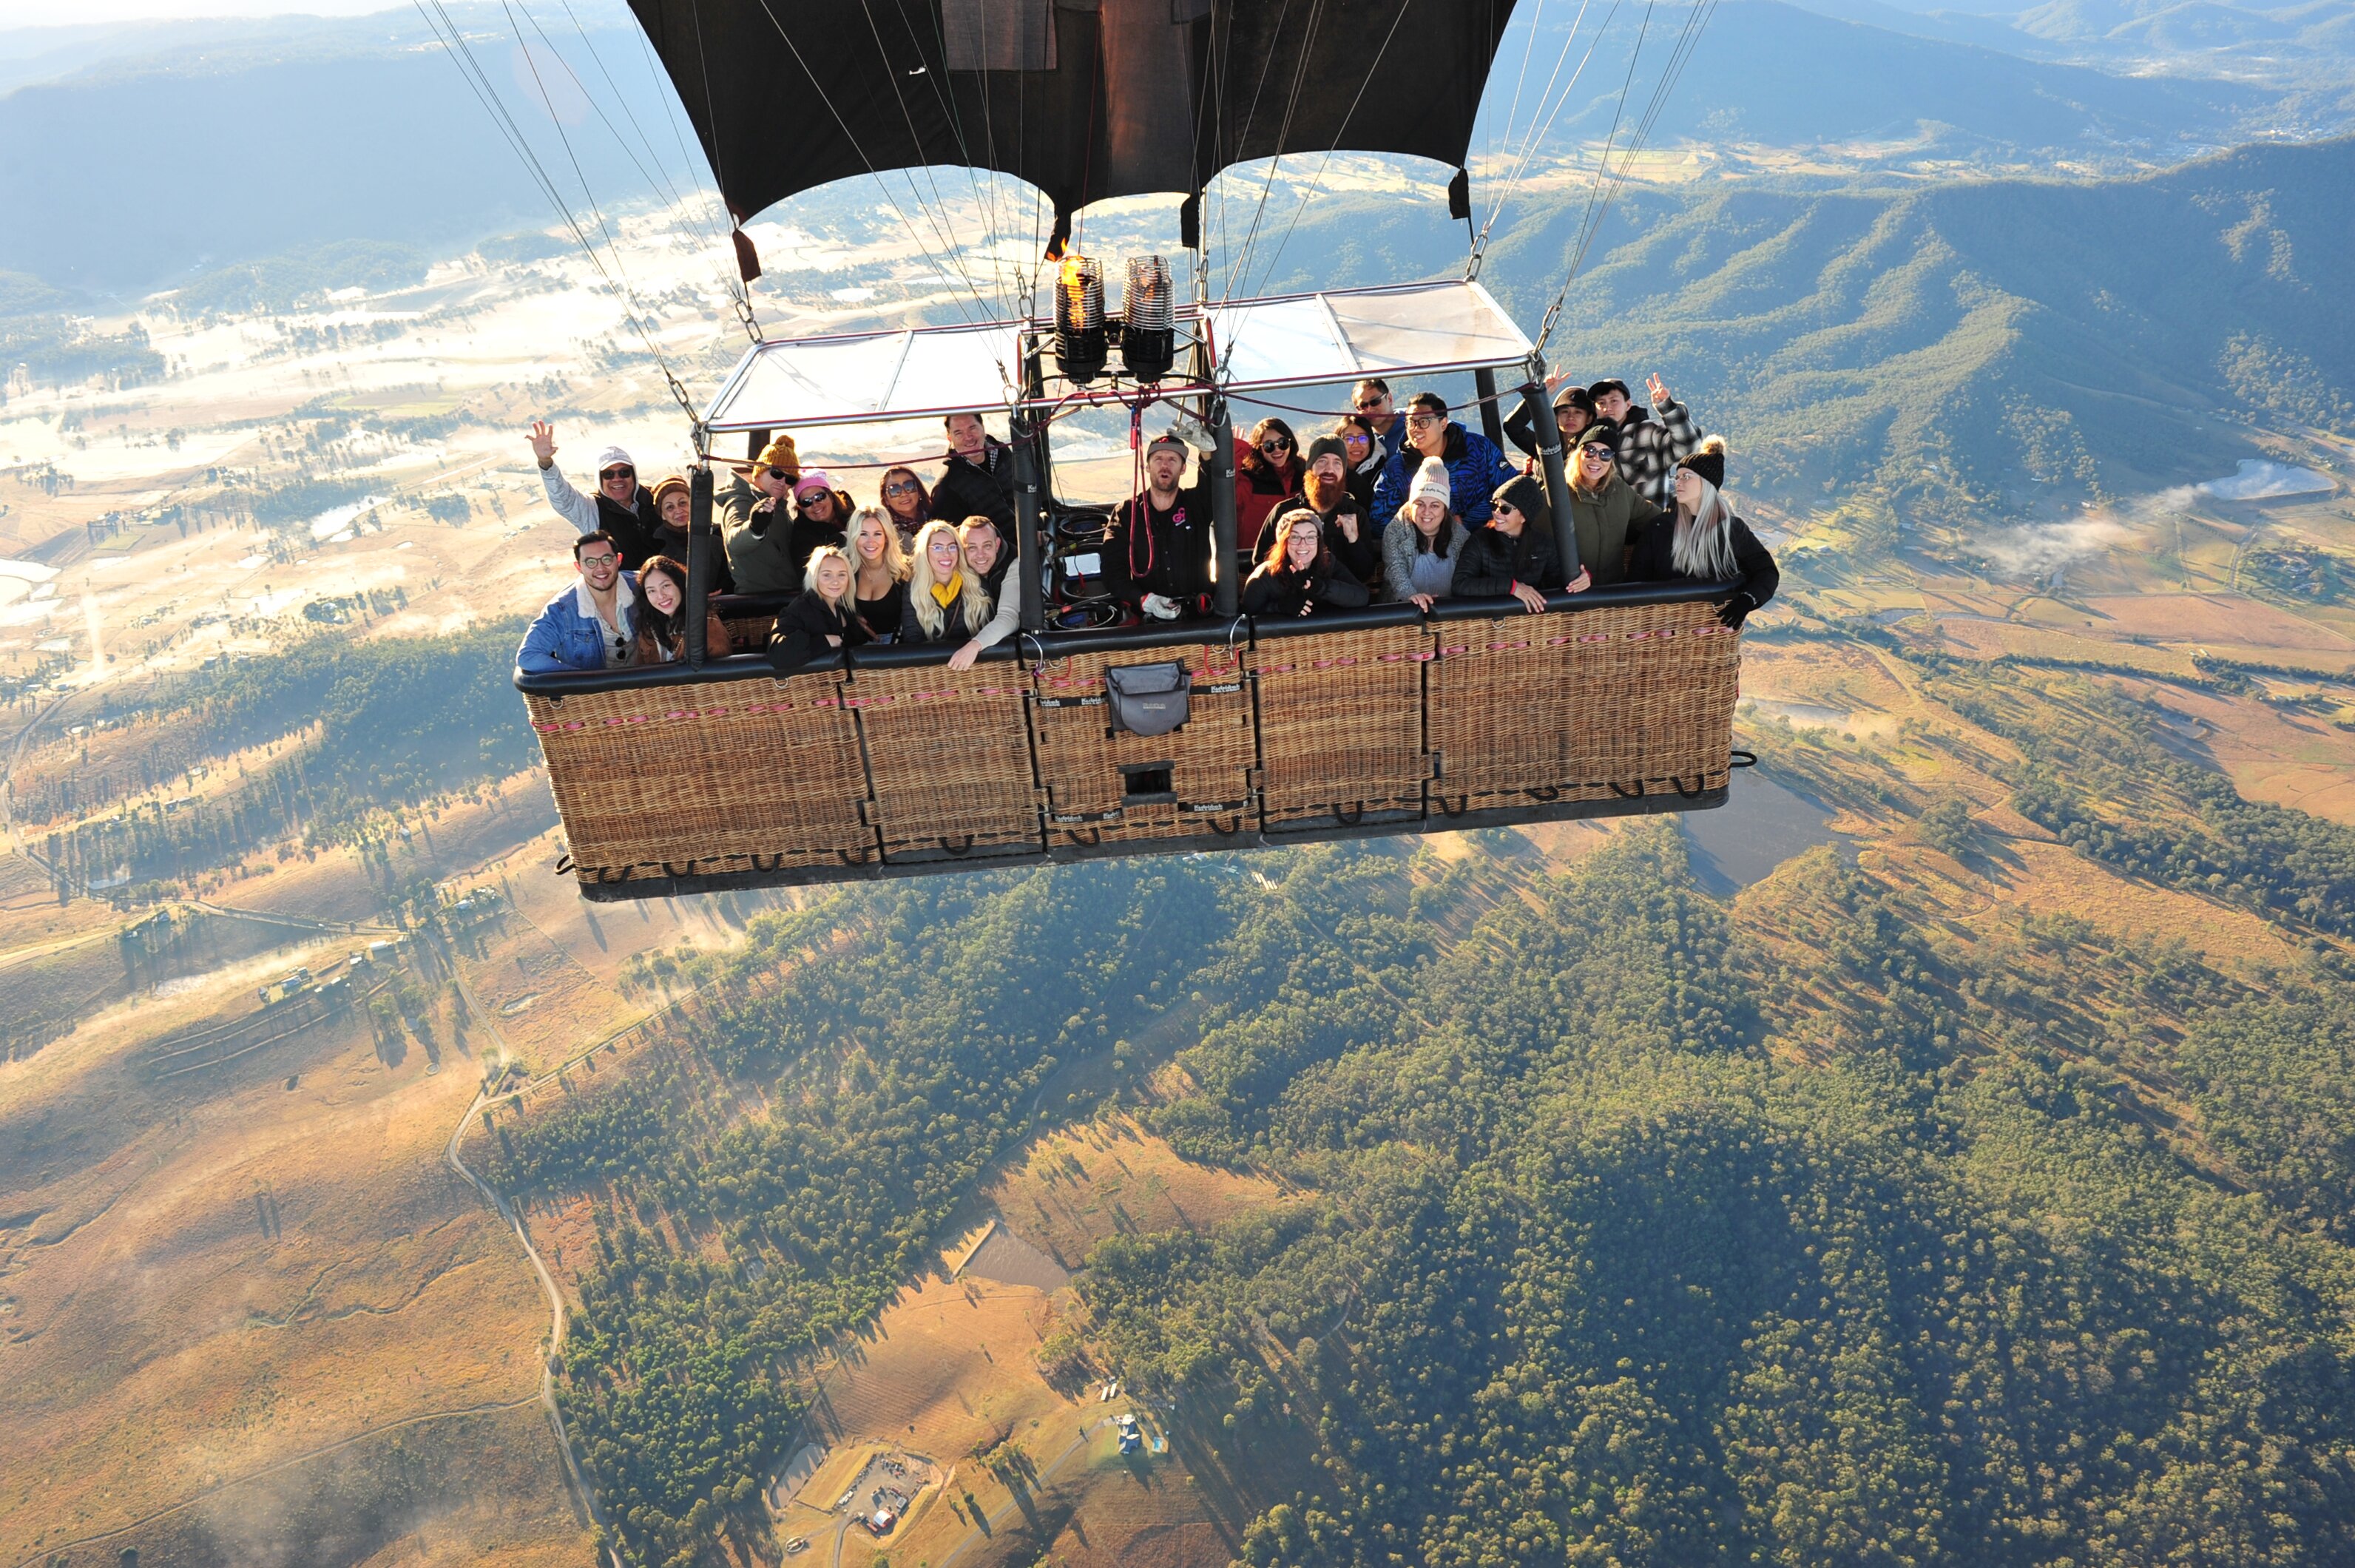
[720,614,772,653]
[1428,600,1740,802]
[851,662,1042,849]
[526,674,871,879]
[869,781,1043,862]
[1252,623,1429,824]
[1029,643,1254,816]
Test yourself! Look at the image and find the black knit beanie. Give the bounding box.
[1677,439,1726,490]
[1305,435,1347,467]
[1494,473,1551,535]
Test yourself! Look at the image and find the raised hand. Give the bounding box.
[1645,374,1672,408]
[528,420,557,468]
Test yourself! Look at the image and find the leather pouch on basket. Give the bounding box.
[1104,660,1192,737]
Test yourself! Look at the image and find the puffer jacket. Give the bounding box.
[1451,522,1564,599]
[1370,422,1516,527]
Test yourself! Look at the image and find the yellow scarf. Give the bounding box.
[929,572,963,610]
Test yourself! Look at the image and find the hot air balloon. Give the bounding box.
[507,0,1748,899]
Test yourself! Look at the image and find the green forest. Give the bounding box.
[478,646,2355,1568]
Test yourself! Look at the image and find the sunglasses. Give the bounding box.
[601,466,635,479]
[1353,395,1388,409]
[1261,438,1293,452]
[766,466,794,481]
[1580,445,1615,461]
[884,479,921,495]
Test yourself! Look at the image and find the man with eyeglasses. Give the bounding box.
[1349,379,1407,462]
[1370,391,1516,527]
[1561,419,1660,588]
[517,530,639,673]
[529,421,661,570]
[930,412,1017,535]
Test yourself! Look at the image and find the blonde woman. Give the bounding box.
[1626,437,1779,627]
[766,544,868,672]
[899,518,1018,670]
[846,507,910,642]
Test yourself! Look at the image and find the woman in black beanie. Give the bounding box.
[1627,436,1779,627]
[1453,474,1585,613]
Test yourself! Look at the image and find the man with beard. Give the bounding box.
[930,412,1017,534]
[1104,430,1217,622]
[1257,435,1381,592]
[1589,374,1704,509]
[529,421,660,569]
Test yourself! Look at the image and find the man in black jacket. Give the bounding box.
[1259,436,1381,592]
[930,413,1016,533]
[1105,430,1216,621]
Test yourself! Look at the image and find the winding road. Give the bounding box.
[443,979,626,1568]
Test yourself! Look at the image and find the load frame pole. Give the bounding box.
[1473,365,1507,454]
[684,462,714,665]
[1208,398,1239,618]
[1012,410,1046,633]
[1527,354,1581,581]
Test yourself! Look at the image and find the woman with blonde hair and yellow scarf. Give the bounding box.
[899,518,1018,669]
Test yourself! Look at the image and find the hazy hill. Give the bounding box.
[1534,0,2311,158]
[0,7,664,293]
[1254,135,2352,517]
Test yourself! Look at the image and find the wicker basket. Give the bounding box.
[1251,621,1430,832]
[853,661,1043,861]
[1030,640,1254,848]
[1427,598,1736,810]
[527,669,869,887]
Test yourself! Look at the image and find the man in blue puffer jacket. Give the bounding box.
[1371,391,1516,527]
[518,531,640,673]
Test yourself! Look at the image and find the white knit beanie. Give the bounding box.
[1407,456,1451,510]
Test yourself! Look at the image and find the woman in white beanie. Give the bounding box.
[1382,456,1467,611]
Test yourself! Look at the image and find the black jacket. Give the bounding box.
[931,442,1016,530]
[898,580,989,645]
[766,590,869,672]
[1242,555,1371,620]
[1255,492,1382,592]
[598,488,663,571]
[1451,521,1564,599]
[643,524,736,596]
[1626,513,1780,609]
[1104,484,1217,616]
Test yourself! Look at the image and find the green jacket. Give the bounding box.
[1564,472,1662,586]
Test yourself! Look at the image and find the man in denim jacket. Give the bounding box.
[518,531,639,673]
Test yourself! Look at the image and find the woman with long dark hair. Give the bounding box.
[878,464,931,546]
[627,554,731,663]
[1233,416,1302,550]
[1380,458,1465,612]
[1626,437,1779,627]
[1243,508,1370,619]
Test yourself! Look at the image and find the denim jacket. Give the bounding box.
[517,572,639,674]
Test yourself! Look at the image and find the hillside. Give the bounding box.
[1464,136,2355,517]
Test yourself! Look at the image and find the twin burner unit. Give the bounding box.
[1053,253,1177,386]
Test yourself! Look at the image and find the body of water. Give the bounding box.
[1680,773,1848,895]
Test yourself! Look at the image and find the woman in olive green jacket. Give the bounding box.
[1561,419,1662,587]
